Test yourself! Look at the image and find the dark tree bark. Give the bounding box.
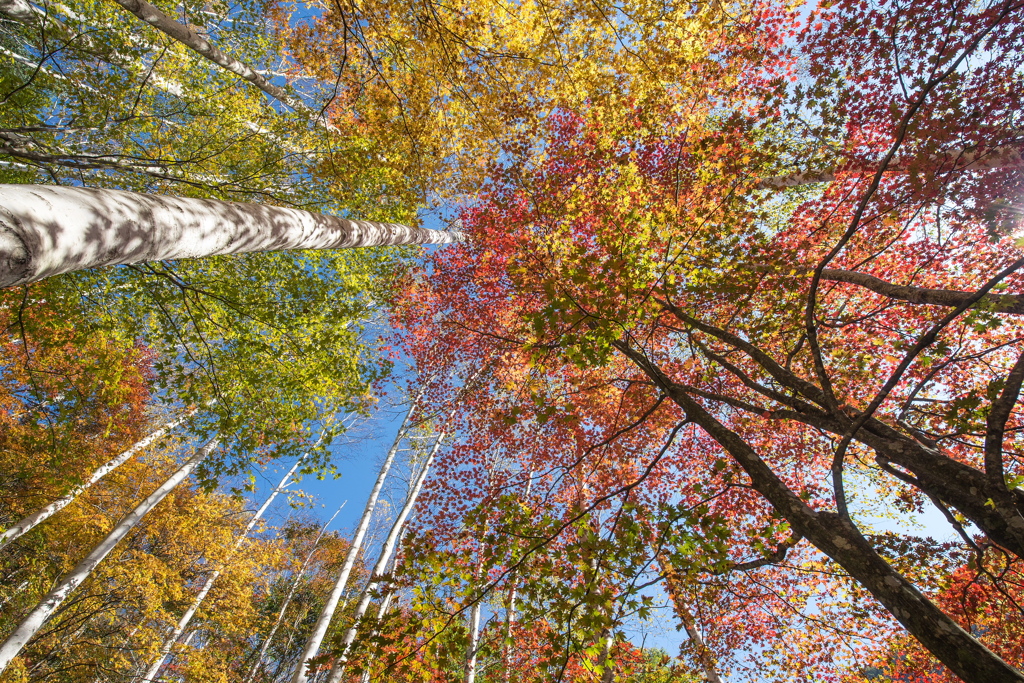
[616,339,1024,683]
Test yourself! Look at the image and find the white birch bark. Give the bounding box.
[244,502,347,683]
[108,0,314,116]
[598,632,616,683]
[502,474,531,683]
[658,552,723,683]
[352,529,406,683]
[290,397,423,683]
[677,604,723,683]
[0,408,197,551]
[140,456,305,682]
[0,0,35,23]
[464,558,484,683]
[0,436,220,674]
[0,185,465,288]
[325,430,447,683]
[502,583,518,683]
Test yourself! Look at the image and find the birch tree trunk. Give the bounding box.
[656,553,723,683]
[502,474,531,683]
[140,456,305,682]
[0,0,35,22]
[0,408,197,551]
[0,185,464,288]
[243,502,347,683]
[290,397,423,683]
[677,605,723,683]
[325,430,447,683]
[464,554,485,683]
[108,0,314,116]
[0,436,220,674]
[353,529,406,683]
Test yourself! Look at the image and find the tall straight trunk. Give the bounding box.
[140,456,305,682]
[244,502,347,683]
[656,553,723,683]
[354,529,406,683]
[502,474,531,683]
[290,397,423,683]
[598,632,615,683]
[677,605,723,683]
[357,588,396,683]
[463,553,485,683]
[108,0,313,116]
[326,430,447,683]
[0,409,197,551]
[0,436,220,674]
[464,472,494,683]
[0,185,464,288]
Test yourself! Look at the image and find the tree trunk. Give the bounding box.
[244,502,347,683]
[357,587,397,683]
[108,0,313,116]
[0,436,220,674]
[674,604,722,683]
[656,553,723,683]
[598,632,616,683]
[464,548,485,683]
[140,455,305,682]
[352,529,407,683]
[0,185,464,288]
[502,474,531,683]
[619,339,1024,683]
[0,0,34,23]
[290,396,423,683]
[325,430,447,683]
[0,408,198,551]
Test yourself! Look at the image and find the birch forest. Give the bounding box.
[2,0,1023,681]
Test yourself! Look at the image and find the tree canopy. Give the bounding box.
[2,0,1024,680]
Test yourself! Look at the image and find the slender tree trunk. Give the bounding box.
[0,436,220,674]
[357,588,396,683]
[277,608,314,681]
[657,554,723,683]
[0,185,464,288]
[0,0,34,23]
[244,502,347,683]
[501,586,518,683]
[290,397,423,683]
[598,632,616,683]
[326,430,447,683]
[676,605,723,683]
[353,529,407,683]
[502,474,531,683]
[0,409,197,551]
[140,456,305,682]
[108,0,313,116]
[464,553,485,683]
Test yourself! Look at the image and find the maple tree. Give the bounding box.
[390,0,1024,679]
